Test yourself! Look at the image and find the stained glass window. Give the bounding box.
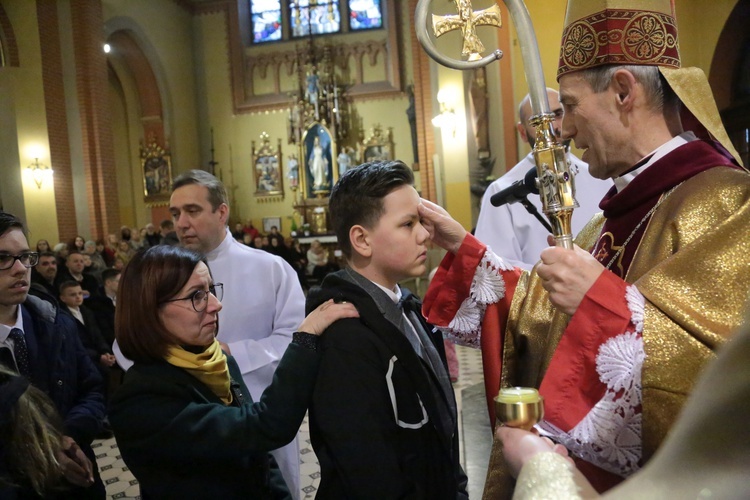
[290,1,341,38]
[251,0,283,43]
[349,0,382,31]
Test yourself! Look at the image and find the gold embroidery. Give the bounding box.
[623,13,667,62]
[562,21,597,69]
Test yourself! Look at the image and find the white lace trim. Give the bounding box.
[538,330,645,478]
[444,248,509,347]
[625,285,645,334]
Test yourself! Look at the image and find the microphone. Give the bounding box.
[490,167,539,207]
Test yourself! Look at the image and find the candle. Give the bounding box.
[496,387,540,404]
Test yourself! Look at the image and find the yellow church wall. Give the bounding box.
[103,0,201,229]
[674,0,737,73]
[0,0,59,243]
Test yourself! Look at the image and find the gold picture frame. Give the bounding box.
[140,135,173,204]
[359,124,394,164]
[252,132,284,197]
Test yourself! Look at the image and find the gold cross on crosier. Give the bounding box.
[432,0,503,61]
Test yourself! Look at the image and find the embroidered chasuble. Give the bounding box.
[423,140,750,497]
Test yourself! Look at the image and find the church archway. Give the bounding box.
[103,24,171,227]
[711,0,750,166]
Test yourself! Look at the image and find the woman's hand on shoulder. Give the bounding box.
[298,299,359,336]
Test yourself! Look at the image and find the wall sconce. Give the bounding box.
[432,88,457,137]
[26,158,53,189]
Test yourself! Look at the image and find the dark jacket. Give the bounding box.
[83,295,115,347]
[0,297,106,499]
[109,342,322,500]
[306,270,468,499]
[30,268,58,299]
[20,295,105,445]
[62,305,112,364]
[54,270,100,298]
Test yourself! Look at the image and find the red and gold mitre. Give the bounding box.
[557,0,680,78]
[556,0,744,167]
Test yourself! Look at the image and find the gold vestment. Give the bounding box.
[485,167,750,498]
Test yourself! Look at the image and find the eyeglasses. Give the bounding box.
[0,252,40,271]
[161,283,223,312]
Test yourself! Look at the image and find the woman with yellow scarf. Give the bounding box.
[109,245,358,499]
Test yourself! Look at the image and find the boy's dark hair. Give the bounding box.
[101,268,121,284]
[58,280,81,294]
[329,160,414,259]
[0,212,26,238]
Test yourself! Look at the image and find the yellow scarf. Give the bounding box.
[165,340,232,405]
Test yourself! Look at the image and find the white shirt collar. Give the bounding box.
[373,281,401,304]
[0,305,25,344]
[614,132,697,192]
[67,306,83,324]
[205,227,232,261]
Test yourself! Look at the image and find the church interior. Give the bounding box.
[1,0,749,498]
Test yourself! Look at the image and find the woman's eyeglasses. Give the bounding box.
[162,283,224,312]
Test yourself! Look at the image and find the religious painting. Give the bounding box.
[252,132,284,197]
[359,124,394,164]
[302,122,335,198]
[140,135,173,204]
[262,216,282,233]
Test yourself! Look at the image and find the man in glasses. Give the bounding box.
[0,211,106,499]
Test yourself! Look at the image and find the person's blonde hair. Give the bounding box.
[0,365,64,495]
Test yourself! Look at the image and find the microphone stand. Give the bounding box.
[518,196,553,234]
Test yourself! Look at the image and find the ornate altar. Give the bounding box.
[140,135,172,205]
[288,39,358,234]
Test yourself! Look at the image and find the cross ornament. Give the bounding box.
[432,0,503,61]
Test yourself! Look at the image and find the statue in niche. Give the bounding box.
[309,136,329,189]
[287,155,299,189]
[337,147,352,176]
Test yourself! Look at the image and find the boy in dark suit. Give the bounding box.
[307,161,468,499]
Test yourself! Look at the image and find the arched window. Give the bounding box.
[250,0,383,44]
